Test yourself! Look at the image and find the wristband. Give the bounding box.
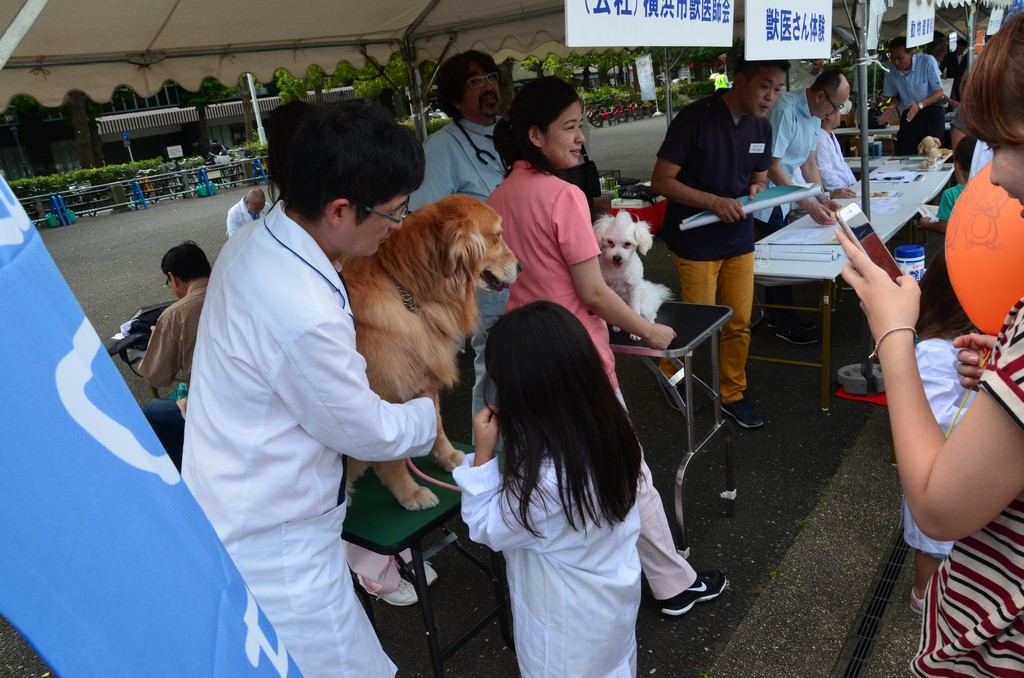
[868,326,916,360]
[918,101,925,109]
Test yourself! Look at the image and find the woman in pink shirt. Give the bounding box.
[487,76,729,618]
[488,78,674,388]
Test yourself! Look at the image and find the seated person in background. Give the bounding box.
[920,136,976,236]
[139,241,211,471]
[225,187,269,237]
[812,108,858,200]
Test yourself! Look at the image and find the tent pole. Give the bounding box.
[402,41,429,142]
[662,47,672,129]
[0,0,48,71]
[246,74,266,146]
[967,4,977,73]
[856,0,870,220]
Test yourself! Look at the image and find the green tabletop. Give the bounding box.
[342,442,471,554]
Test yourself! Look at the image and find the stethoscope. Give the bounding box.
[454,120,502,171]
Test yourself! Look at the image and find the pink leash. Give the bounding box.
[406,458,462,493]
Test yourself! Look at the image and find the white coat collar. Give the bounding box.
[263,201,345,295]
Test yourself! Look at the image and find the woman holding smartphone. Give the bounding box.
[836,14,1024,675]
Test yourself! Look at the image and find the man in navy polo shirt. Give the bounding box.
[650,58,790,430]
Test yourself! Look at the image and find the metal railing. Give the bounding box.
[19,156,270,226]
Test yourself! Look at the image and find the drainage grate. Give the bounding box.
[831,526,911,678]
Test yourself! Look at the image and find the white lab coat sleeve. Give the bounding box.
[226,201,246,238]
[453,454,561,552]
[815,131,855,192]
[274,315,437,462]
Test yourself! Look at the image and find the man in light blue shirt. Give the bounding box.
[755,69,848,344]
[878,36,945,156]
[409,50,506,421]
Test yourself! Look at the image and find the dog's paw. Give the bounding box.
[433,445,465,472]
[400,486,441,511]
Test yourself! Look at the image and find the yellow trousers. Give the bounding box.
[660,253,753,404]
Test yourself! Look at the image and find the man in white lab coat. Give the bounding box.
[182,101,437,677]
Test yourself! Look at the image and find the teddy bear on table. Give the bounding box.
[917,136,951,167]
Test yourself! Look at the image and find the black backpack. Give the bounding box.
[105,301,174,375]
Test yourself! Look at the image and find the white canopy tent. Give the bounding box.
[0,0,1012,108]
[0,0,565,107]
[0,0,1014,152]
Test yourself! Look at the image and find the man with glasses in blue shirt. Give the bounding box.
[755,69,849,345]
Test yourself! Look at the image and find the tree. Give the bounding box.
[67,91,97,168]
[519,55,545,78]
[180,78,237,156]
[238,74,255,143]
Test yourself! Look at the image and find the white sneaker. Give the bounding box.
[357,561,437,607]
[361,577,418,607]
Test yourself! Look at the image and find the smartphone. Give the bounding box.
[835,203,903,281]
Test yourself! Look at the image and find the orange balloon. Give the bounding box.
[946,163,1024,335]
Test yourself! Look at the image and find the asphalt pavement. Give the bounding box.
[3,115,926,677]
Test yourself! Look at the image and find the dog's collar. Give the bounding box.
[387,271,420,313]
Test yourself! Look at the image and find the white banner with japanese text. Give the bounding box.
[565,0,734,47]
[988,8,1004,35]
[744,0,832,60]
[906,0,936,48]
[636,54,657,101]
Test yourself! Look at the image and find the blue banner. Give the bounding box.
[0,178,300,677]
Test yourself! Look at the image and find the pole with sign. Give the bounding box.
[121,130,134,163]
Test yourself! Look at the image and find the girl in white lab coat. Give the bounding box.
[452,300,643,678]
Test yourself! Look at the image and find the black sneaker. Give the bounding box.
[775,325,818,345]
[721,399,764,429]
[659,570,728,616]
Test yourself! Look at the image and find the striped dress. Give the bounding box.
[913,298,1024,677]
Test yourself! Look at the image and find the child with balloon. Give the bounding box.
[837,13,1024,675]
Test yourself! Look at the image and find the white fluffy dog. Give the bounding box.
[594,211,672,337]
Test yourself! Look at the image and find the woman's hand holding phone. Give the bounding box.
[837,228,922,343]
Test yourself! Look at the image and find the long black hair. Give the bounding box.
[492,76,581,178]
[916,249,974,342]
[484,300,642,536]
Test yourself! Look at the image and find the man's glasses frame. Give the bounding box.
[822,89,842,114]
[345,196,411,224]
[465,72,500,88]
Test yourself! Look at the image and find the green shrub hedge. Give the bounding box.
[9,157,209,198]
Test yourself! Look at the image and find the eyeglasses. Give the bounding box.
[164,274,170,287]
[345,196,411,224]
[465,72,499,88]
[822,89,843,114]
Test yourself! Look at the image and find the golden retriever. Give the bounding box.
[340,195,519,510]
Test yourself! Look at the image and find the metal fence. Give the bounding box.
[20,156,270,226]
